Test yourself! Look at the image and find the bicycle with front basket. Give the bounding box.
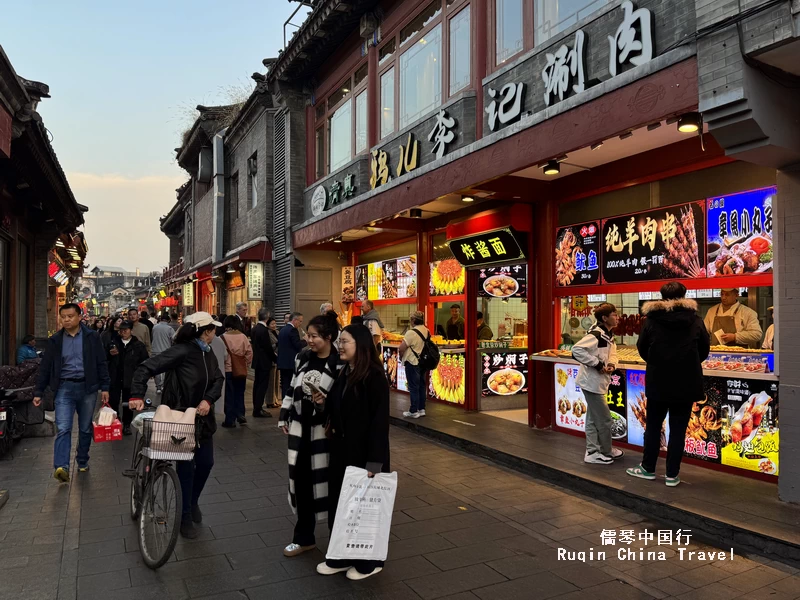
[123,401,197,569]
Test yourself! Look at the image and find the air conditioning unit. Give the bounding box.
[360,13,377,38]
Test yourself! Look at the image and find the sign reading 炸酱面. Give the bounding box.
[448,228,526,268]
[477,264,527,299]
[601,203,705,284]
[555,222,600,287]
[707,187,775,278]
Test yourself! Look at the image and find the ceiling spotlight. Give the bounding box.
[226,265,235,274]
[333,236,342,243]
[461,196,474,203]
[619,131,633,140]
[646,122,662,131]
[543,160,560,176]
[409,208,422,219]
[678,112,701,133]
[590,142,603,151]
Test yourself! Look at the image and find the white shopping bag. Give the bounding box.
[326,466,398,562]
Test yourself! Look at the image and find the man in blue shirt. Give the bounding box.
[34,303,110,483]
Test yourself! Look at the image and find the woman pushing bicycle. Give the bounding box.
[129,311,224,539]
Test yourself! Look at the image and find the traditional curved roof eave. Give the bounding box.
[224,78,274,149]
[160,198,184,233]
[175,104,235,172]
[0,45,30,116]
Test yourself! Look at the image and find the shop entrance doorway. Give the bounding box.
[295,267,332,318]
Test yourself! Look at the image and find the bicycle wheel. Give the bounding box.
[129,436,146,521]
[138,465,182,569]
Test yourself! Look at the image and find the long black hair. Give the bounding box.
[307,310,340,344]
[341,323,381,388]
[174,322,216,345]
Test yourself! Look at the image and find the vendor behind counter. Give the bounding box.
[703,288,762,347]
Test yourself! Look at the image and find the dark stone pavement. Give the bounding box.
[1,397,799,600]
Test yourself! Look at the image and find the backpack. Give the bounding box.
[409,328,440,371]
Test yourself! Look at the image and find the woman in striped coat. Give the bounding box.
[278,311,342,558]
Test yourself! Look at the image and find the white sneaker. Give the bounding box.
[317,562,350,576]
[610,447,624,459]
[346,566,383,580]
[403,411,420,419]
[584,451,613,465]
[418,410,426,417]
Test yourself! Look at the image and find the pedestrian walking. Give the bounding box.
[315,323,390,581]
[277,312,308,402]
[169,312,180,332]
[267,317,281,407]
[278,311,341,558]
[140,310,155,336]
[571,303,623,465]
[361,300,384,350]
[399,310,429,419]
[151,314,175,394]
[33,303,110,482]
[235,302,252,337]
[101,316,122,349]
[127,307,152,354]
[250,308,277,418]
[129,312,224,539]
[106,320,149,436]
[627,282,711,487]
[220,315,254,427]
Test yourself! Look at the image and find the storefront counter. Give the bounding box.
[532,355,780,478]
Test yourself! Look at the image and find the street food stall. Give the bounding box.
[532,186,779,479]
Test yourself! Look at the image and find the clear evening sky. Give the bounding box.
[2,1,309,273]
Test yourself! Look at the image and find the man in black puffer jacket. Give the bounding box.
[107,321,149,435]
[627,281,710,487]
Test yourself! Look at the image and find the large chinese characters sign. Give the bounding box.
[555,222,600,287]
[601,203,705,284]
[448,228,526,268]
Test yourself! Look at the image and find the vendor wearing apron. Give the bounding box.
[703,288,762,348]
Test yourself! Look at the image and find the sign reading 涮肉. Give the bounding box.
[448,228,526,268]
[341,266,354,304]
[482,351,529,397]
[601,202,705,284]
[555,363,627,440]
[247,262,263,301]
[477,264,527,299]
[555,222,600,287]
[707,187,775,278]
[182,282,194,307]
[542,30,586,107]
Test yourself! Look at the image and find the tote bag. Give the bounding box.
[326,466,398,562]
[222,336,248,379]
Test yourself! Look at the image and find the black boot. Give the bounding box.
[180,520,198,539]
[191,504,203,524]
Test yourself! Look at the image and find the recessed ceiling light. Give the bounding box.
[461,196,474,203]
[543,160,560,176]
[333,236,342,243]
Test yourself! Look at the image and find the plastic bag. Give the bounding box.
[96,405,117,426]
[93,403,122,442]
[326,466,398,562]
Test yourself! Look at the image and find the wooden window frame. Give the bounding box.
[377,0,472,143]
[313,60,369,181]
[488,0,533,73]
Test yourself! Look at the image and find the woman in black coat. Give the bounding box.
[627,281,710,487]
[314,323,390,581]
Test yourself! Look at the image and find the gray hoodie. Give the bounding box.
[572,323,618,395]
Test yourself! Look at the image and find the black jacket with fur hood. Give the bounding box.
[637,298,711,404]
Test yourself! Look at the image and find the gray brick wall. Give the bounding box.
[34,233,54,338]
[193,185,214,266]
[225,110,274,253]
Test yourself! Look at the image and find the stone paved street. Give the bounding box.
[1,407,799,600]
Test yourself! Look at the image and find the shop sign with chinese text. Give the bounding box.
[482,351,529,397]
[706,187,775,278]
[477,264,528,299]
[360,256,417,301]
[341,267,354,304]
[247,263,263,301]
[182,282,194,307]
[449,228,526,268]
[555,363,627,440]
[601,202,705,284]
[555,222,601,287]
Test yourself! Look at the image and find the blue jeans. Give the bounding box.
[404,363,427,413]
[224,374,246,425]
[54,381,97,470]
[176,437,214,522]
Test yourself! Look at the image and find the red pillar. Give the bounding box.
[474,0,488,141]
[464,268,477,411]
[531,199,556,428]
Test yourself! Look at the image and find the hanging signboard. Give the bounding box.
[355,265,367,302]
[448,228,526,268]
[601,202,705,284]
[247,262,263,301]
[341,266,354,304]
[706,187,775,278]
[555,222,601,287]
[182,282,194,307]
[477,264,527,299]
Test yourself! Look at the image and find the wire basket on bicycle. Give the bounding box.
[140,418,197,461]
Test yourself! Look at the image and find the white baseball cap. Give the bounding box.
[185,311,222,328]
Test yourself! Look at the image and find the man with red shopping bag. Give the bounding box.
[33,303,110,483]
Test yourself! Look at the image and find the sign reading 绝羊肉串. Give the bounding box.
[448,228,526,268]
[601,202,705,284]
[555,222,601,287]
[247,262,263,301]
[706,187,775,278]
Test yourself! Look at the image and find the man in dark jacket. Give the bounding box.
[33,303,110,483]
[277,312,307,400]
[251,307,277,418]
[627,281,710,487]
[107,321,149,436]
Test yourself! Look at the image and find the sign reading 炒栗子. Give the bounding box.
[448,228,526,268]
[247,262,263,301]
[182,282,194,307]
